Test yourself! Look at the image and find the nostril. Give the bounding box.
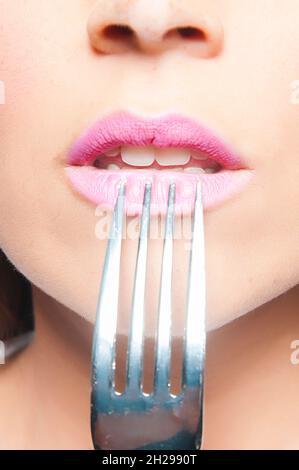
[177,26,205,40]
[165,26,206,41]
[103,24,135,41]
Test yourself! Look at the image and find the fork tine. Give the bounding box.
[182,181,206,389]
[91,180,206,451]
[153,182,176,395]
[126,183,152,393]
[92,182,126,398]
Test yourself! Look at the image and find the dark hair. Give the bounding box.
[0,250,34,358]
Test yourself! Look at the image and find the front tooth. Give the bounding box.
[184,167,205,173]
[155,148,190,166]
[104,147,120,157]
[107,163,120,170]
[191,151,209,161]
[204,167,217,173]
[121,146,155,166]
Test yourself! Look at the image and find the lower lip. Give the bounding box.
[65,166,255,215]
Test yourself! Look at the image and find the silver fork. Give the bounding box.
[91,180,206,450]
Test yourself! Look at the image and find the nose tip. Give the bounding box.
[87,1,223,58]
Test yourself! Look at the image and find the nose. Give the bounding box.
[87,0,223,58]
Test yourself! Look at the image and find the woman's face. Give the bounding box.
[0,0,298,331]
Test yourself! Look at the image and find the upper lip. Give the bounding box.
[68,111,246,170]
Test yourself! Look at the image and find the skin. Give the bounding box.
[0,0,298,449]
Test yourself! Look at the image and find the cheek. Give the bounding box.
[0,4,42,112]
[0,0,83,129]
[224,10,299,169]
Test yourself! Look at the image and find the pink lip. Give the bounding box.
[66,111,255,215]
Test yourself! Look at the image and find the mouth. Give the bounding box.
[66,111,255,215]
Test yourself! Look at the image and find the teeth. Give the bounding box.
[184,167,217,174]
[104,147,120,157]
[121,146,155,166]
[155,148,190,166]
[95,145,220,173]
[107,163,120,170]
[191,151,209,161]
[184,167,205,174]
